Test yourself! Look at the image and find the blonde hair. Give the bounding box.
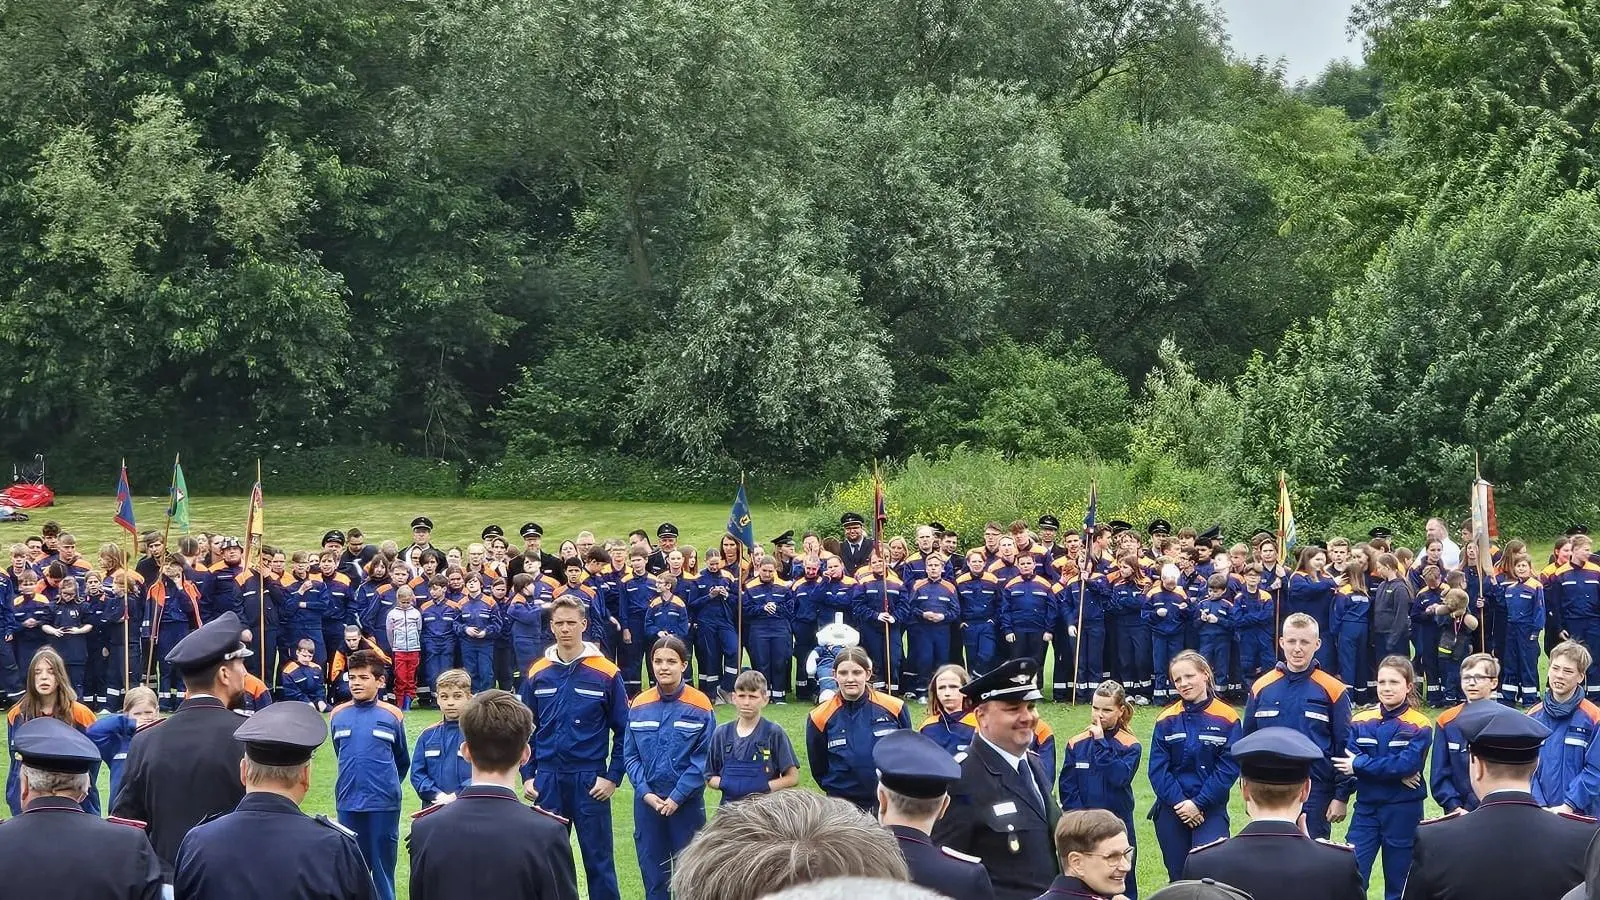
[123,686,159,712]
[435,669,472,693]
[1092,680,1135,731]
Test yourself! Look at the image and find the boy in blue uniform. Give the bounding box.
[644,573,691,647]
[1529,640,1600,814]
[617,550,657,697]
[743,559,795,703]
[1000,554,1056,688]
[410,668,472,806]
[455,575,500,692]
[906,556,958,703]
[330,650,408,900]
[518,595,629,900]
[86,685,161,803]
[707,670,800,804]
[690,551,739,699]
[281,640,327,710]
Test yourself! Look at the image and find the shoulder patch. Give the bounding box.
[1579,700,1600,723]
[1314,838,1355,851]
[1401,709,1433,730]
[1310,669,1348,700]
[527,658,553,678]
[1418,813,1455,827]
[106,816,148,830]
[632,688,661,709]
[1156,702,1182,722]
[316,814,359,838]
[680,686,715,712]
[1114,730,1139,748]
[1352,708,1382,723]
[378,701,405,722]
[940,845,982,864]
[581,656,621,677]
[953,751,968,764]
[920,714,941,731]
[1067,729,1094,747]
[1436,704,1464,726]
[808,697,841,730]
[1032,719,1054,741]
[872,691,906,716]
[1205,699,1240,723]
[1188,836,1228,854]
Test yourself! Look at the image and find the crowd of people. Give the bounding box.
[4,509,1600,900]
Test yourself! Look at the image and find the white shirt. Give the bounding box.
[981,735,1043,806]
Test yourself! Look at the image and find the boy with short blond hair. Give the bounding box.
[410,668,473,806]
[705,670,798,805]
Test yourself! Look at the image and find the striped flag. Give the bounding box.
[1277,471,1297,552]
[114,462,137,536]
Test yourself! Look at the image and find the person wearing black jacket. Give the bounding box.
[1372,553,1413,659]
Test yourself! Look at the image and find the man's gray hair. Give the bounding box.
[243,758,310,788]
[22,765,89,798]
[673,791,908,900]
[761,877,940,900]
[880,784,944,820]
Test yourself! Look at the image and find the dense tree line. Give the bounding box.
[1,0,1594,521]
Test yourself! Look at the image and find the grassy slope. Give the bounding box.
[0,496,1507,899]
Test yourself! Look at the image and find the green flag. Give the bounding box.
[167,459,190,532]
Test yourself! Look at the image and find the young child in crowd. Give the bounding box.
[281,639,328,711]
[386,586,423,710]
[86,685,161,802]
[706,670,799,805]
[330,624,391,705]
[330,651,408,900]
[409,669,472,806]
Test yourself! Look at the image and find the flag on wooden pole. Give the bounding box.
[1276,471,1297,553]
[114,462,137,536]
[166,458,191,533]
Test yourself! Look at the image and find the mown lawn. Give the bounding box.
[0,495,1513,899]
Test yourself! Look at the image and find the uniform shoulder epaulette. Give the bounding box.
[1188,836,1228,854]
[1315,837,1355,851]
[107,815,148,830]
[317,814,360,838]
[1559,811,1599,824]
[952,751,968,764]
[532,805,571,827]
[411,804,445,822]
[939,845,982,864]
[1417,813,1455,827]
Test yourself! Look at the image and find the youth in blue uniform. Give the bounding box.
[147,560,205,711]
[853,558,909,693]
[45,579,90,695]
[743,560,795,702]
[410,669,472,806]
[1410,569,1446,707]
[281,642,327,709]
[1428,654,1501,816]
[314,554,356,670]
[1331,566,1373,704]
[644,576,691,645]
[10,570,53,682]
[690,552,740,698]
[455,577,501,693]
[176,700,376,900]
[1060,681,1143,900]
[283,554,328,665]
[1286,548,1337,666]
[1192,575,1234,702]
[1497,557,1545,706]
[1000,556,1056,687]
[1233,568,1276,690]
[1333,655,1431,900]
[1144,567,1190,704]
[616,554,657,696]
[87,686,161,804]
[417,588,459,700]
[518,596,629,900]
[919,664,977,755]
[1243,613,1354,841]
[624,637,715,900]
[1109,557,1153,702]
[330,651,409,900]
[907,559,959,702]
[706,669,800,803]
[787,546,823,701]
[1529,640,1600,814]
[5,648,101,816]
[1147,649,1240,879]
[506,572,553,673]
[806,646,912,810]
[955,553,1003,677]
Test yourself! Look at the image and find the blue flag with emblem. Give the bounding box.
[726,484,754,554]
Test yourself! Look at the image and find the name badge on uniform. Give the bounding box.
[425,749,441,757]
[992,801,1017,816]
[1304,711,1329,722]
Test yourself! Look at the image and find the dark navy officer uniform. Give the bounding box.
[933,658,1060,900]
[1182,726,1362,900]
[0,717,163,900]
[1403,705,1598,900]
[174,700,375,900]
[111,611,254,876]
[876,729,996,900]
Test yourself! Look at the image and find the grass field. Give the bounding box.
[0,495,1510,899]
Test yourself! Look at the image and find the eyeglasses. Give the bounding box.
[1460,675,1495,684]
[1083,848,1136,865]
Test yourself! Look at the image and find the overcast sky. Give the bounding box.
[1215,0,1363,83]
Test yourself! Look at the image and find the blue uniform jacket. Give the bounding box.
[86,712,138,803]
[851,574,909,629]
[1060,726,1141,825]
[790,575,826,626]
[1331,584,1370,632]
[644,595,690,640]
[1143,587,1189,636]
[1194,596,1233,637]
[455,596,501,642]
[330,698,410,812]
[505,592,548,644]
[518,646,630,784]
[1234,587,1274,632]
[1285,571,1337,627]
[999,575,1057,635]
[1243,663,1352,793]
[805,691,912,800]
[316,572,356,629]
[419,598,459,644]
[1148,695,1241,813]
[1498,576,1545,627]
[1339,702,1430,805]
[1556,562,1600,623]
[907,579,959,629]
[281,661,325,705]
[955,571,1002,623]
[691,570,738,626]
[618,573,657,625]
[410,719,472,804]
[919,710,977,755]
[744,579,795,634]
[1430,702,1482,814]
[623,685,716,804]
[1530,696,1600,813]
[1059,573,1111,631]
[285,577,328,634]
[1108,578,1148,624]
[356,583,396,648]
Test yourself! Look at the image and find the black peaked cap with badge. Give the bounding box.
[772,530,795,548]
[13,717,101,774]
[411,516,434,532]
[234,700,328,766]
[1038,515,1060,531]
[962,658,1044,704]
[166,611,253,673]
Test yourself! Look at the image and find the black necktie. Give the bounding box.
[1018,758,1044,809]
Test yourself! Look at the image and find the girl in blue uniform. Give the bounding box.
[805,646,912,810]
[1147,649,1240,879]
[707,670,800,804]
[918,664,975,754]
[5,647,100,815]
[1061,679,1142,899]
[1286,547,1336,666]
[1110,555,1153,704]
[624,636,716,900]
[1144,564,1190,705]
[1333,655,1431,900]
